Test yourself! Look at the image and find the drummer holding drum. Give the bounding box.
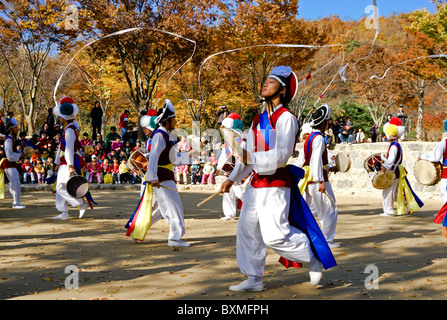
[52,97,89,220]
[1,117,27,209]
[378,118,423,217]
[216,113,248,221]
[418,120,447,235]
[299,104,340,248]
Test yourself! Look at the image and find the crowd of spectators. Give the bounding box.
[0,107,224,186]
[0,102,410,186]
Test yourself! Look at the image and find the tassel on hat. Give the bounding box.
[221,113,243,132]
[383,117,405,140]
[53,96,79,120]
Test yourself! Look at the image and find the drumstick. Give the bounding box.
[159,185,178,192]
[324,191,336,207]
[196,190,222,207]
[220,127,251,164]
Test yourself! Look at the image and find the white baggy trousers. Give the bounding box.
[305,182,338,243]
[151,180,185,241]
[55,165,84,213]
[382,179,399,215]
[236,185,315,278]
[222,184,244,219]
[4,167,21,206]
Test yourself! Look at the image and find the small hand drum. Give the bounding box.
[414,160,442,186]
[84,145,94,155]
[23,146,34,158]
[335,152,351,173]
[364,153,383,173]
[127,147,148,176]
[371,170,396,190]
[67,175,90,198]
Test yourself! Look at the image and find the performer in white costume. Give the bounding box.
[138,111,163,233]
[419,120,447,203]
[419,121,447,238]
[216,113,248,220]
[145,99,190,247]
[221,66,326,291]
[1,118,26,209]
[298,105,339,248]
[52,97,88,220]
[380,117,423,217]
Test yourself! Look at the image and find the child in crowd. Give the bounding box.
[83,160,91,181]
[100,158,111,182]
[51,132,62,154]
[124,141,133,157]
[45,156,56,181]
[31,147,41,164]
[175,164,189,185]
[119,158,131,184]
[22,158,35,184]
[41,149,50,163]
[209,151,218,166]
[190,159,202,184]
[201,160,215,185]
[34,158,46,184]
[37,132,51,152]
[94,142,106,162]
[108,149,117,161]
[89,155,101,183]
[199,150,208,164]
[111,136,123,153]
[18,132,31,149]
[80,132,92,149]
[111,158,120,184]
[118,149,128,163]
[133,140,141,151]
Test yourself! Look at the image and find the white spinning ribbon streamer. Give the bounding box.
[198,43,344,92]
[198,42,345,109]
[53,27,196,105]
[340,0,380,82]
[366,54,447,82]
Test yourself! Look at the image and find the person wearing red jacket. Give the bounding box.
[119,109,130,139]
[111,158,120,184]
[21,158,36,184]
[89,155,101,183]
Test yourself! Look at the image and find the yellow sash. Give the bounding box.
[396,165,422,216]
[298,166,313,194]
[158,163,174,171]
[0,159,6,200]
[298,165,327,194]
[131,174,154,241]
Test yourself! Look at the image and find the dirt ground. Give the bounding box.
[1,186,447,301]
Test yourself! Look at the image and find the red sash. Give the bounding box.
[303,131,329,182]
[250,107,294,188]
[1,135,19,169]
[443,139,447,179]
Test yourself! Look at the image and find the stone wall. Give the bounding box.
[291,141,441,197]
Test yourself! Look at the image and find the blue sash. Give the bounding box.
[153,129,174,146]
[287,165,337,270]
[304,132,321,164]
[258,111,276,149]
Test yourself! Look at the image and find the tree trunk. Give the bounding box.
[416,79,426,142]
